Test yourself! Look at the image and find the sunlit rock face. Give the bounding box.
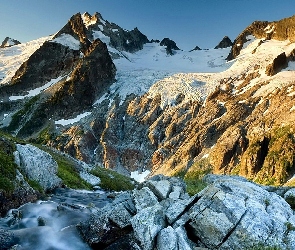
[1,12,295,186]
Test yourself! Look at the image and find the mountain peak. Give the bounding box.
[160,38,180,55]
[214,36,233,49]
[0,37,21,48]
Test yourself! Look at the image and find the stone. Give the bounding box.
[156,226,178,250]
[188,176,294,249]
[284,188,295,209]
[0,229,17,250]
[16,144,62,191]
[131,204,166,250]
[175,226,198,250]
[145,180,172,200]
[169,186,184,200]
[165,199,188,225]
[132,187,158,211]
[265,52,288,76]
[108,203,133,228]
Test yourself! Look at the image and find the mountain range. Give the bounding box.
[1,11,295,187]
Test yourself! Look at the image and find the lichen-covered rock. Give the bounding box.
[188,176,295,249]
[0,229,17,250]
[15,144,62,191]
[131,204,166,250]
[156,226,178,250]
[132,187,159,211]
[145,180,172,200]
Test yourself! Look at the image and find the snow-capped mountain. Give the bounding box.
[0,37,21,48]
[1,12,295,186]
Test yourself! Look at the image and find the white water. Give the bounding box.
[0,188,112,249]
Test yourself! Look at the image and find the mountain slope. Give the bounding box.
[0,12,295,186]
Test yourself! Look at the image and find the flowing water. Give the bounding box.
[0,188,112,250]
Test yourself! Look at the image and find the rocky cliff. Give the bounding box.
[1,12,295,188]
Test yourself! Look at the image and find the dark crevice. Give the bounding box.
[170,194,202,225]
[257,137,269,170]
[217,209,248,248]
[184,220,207,247]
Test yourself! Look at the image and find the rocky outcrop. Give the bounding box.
[227,20,269,60]
[160,38,180,55]
[0,229,16,250]
[214,36,233,49]
[1,42,80,95]
[54,13,91,52]
[189,45,202,52]
[228,14,295,60]
[265,52,288,76]
[15,144,62,192]
[0,37,21,48]
[78,174,295,249]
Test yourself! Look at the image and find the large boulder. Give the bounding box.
[78,174,295,249]
[15,144,62,191]
[187,175,295,249]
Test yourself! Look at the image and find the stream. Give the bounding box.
[0,188,113,250]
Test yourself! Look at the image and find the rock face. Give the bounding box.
[15,144,62,191]
[78,174,295,249]
[214,36,233,49]
[0,37,21,48]
[160,38,180,55]
[227,14,295,60]
[190,45,202,52]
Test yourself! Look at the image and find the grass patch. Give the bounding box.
[0,138,17,194]
[36,146,92,190]
[6,95,40,132]
[184,158,212,196]
[27,179,44,193]
[33,125,56,145]
[90,166,135,192]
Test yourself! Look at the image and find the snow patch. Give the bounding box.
[9,76,64,101]
[55,112,91,126]
[131,170,150,183]
[51,34,80,50]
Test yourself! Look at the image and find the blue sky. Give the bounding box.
[1,0,295,50]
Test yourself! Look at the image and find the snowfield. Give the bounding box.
[2,27,295,126]
[0,36,51,85]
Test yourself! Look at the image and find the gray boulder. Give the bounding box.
[188,176,295,249]
[157,226,178,250]
[132,187,159,211]
[0,229,17,250]
[15,144,62,191]
[131,204,166,250]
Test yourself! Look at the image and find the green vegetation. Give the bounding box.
[6,95,40,132]
[34,125,56,145]
[90,166,135,192]
[174,158,212,196]
[27,179,43,193]
[36,145,92,190]
[285,221,295,232]
[254,125,295,186]
[0,142,17,193]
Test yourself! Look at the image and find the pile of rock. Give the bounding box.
[78,174,295,249]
